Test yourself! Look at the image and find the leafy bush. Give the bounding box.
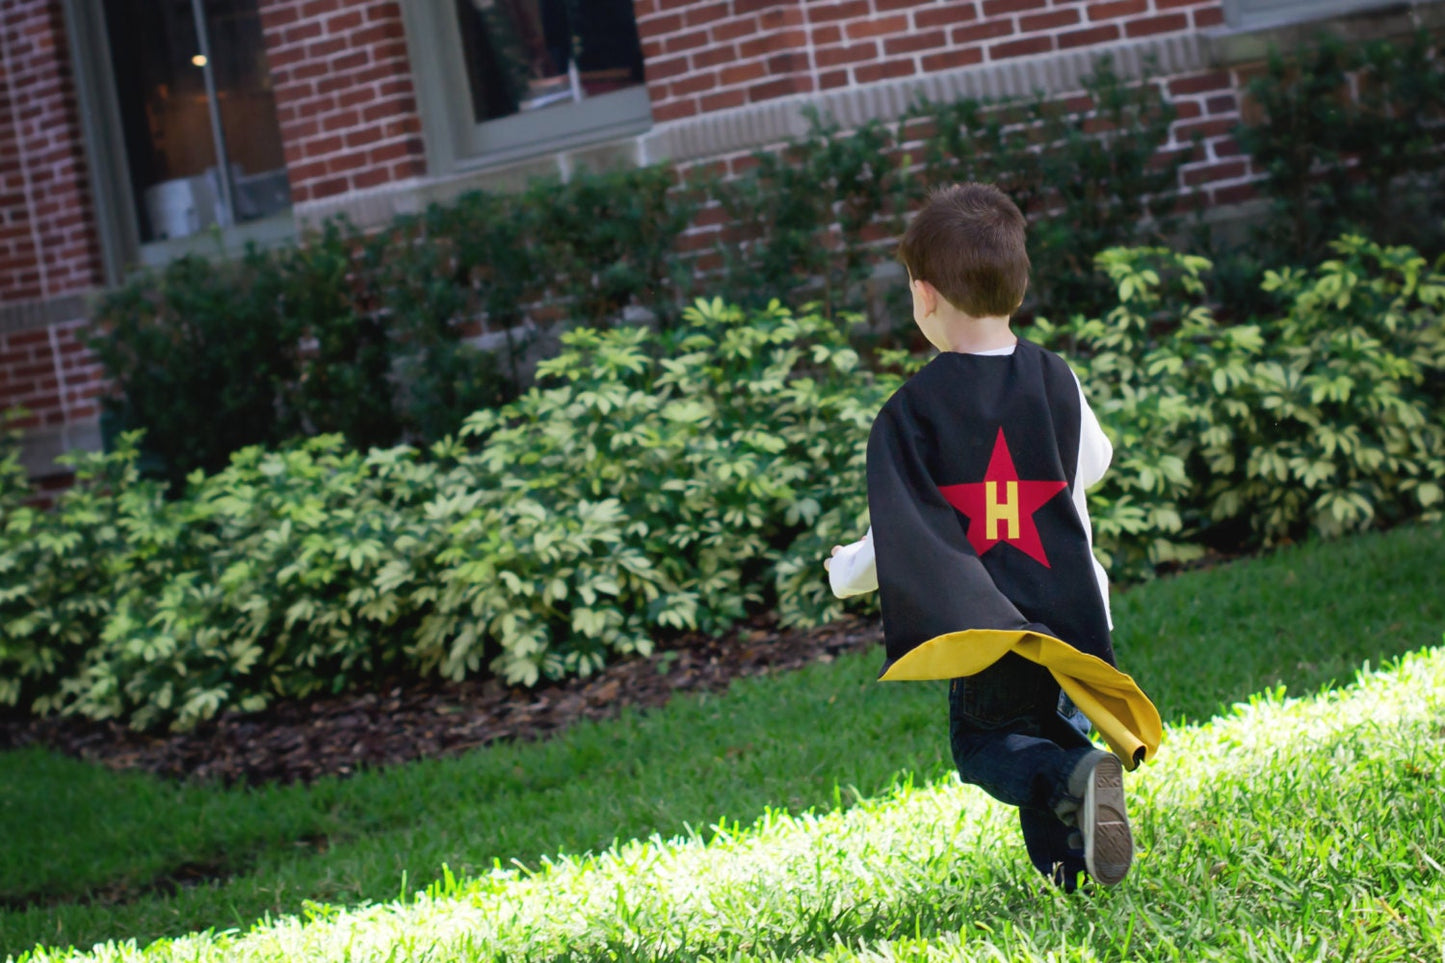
[0,412,29,513]
[711,108,910,319]
[439,299,894,686]
[1203,237,1445,542]
[1026,250,1215,579]
[1223,31,1445,315]
[0,436,164,714]
[88,249,298,490]
[86,166,697,490]
[68,436,445,730]
[909,56,1184,325]
[270,220,401,449]
[354,207,522,442]
[4,299,894,729]
[1031,236,1445,580]
[24,241,1445,731]
[706,58,1184,329]
[527,164,699,329]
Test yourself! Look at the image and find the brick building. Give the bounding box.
[1,0,1438,483]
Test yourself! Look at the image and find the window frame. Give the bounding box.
[1221,0,1407,31]
[398,2,653,177]
[60,0,295,284]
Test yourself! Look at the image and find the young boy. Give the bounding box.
[825,183,1160,891]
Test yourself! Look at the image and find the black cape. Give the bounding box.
[866,341,1160,767]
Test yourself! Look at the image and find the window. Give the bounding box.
[402,1,652,174]
[64,0,293,278]
[1222,0,1406,31]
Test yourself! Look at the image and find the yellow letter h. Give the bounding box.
[986,480,1020,541]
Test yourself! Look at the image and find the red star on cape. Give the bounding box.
[938,427,1068,567]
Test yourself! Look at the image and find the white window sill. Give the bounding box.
[135,210,296,270]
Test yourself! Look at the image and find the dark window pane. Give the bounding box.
[103,0,289,242]
[204,1,291,223]
[455,0,645,125]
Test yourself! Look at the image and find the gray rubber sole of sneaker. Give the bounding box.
[1082,753,1132,886]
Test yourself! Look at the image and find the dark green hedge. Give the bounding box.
[4,237,1444,731]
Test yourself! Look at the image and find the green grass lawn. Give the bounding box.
[3,521,1443,961]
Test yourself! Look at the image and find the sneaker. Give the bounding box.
[1072,750,1132,886]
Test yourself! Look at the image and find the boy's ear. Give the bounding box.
[913,277,939,317]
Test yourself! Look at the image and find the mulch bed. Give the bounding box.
[0,615,883,788]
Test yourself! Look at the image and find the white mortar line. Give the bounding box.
[799,0,820,99]
[47,322,75,438]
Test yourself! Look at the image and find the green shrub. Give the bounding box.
[711,108,910,319]
[87,249,297,490]
[4,300,895,729]
[907,56,1184,325]
[69,436,446,730]
[433,299,897,687]
[416,188,541,393]
[527,164,699,329]
[0,412,29,513]
[1205,237,1445,542]
[1224,31,1445,313]
[704,58,1183,329]
[27,240,1445,731]
[271,220,401,449]
[85,166,697,490]
[360,209,520,442]
[1026,249,1216,580]
[0,435,168,714]
[1031,236,1445,579]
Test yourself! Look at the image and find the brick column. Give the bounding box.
[1,1,106,480]
[259,0,427,207]
[0,0,103,302]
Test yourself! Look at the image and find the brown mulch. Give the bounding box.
[0,615,883,788]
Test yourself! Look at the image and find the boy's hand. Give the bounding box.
[823,545,843,572]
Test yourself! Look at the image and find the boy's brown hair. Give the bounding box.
[897,183,1030,317]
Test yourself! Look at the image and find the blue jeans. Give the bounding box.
[948,653,1096,890]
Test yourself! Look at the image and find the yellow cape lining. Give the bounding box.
[879,628,1162,770]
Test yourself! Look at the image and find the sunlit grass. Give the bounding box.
[16,644,1445,962]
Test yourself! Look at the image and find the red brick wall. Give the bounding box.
[258,0,1242,205]
[636,0,1227,122]
[0,320,103,436]
[259,0,426,205]
[1167,69,1254,206]
[1,1,105,480]
[0,0,1279,484]
[0,0,102,303]
[637,2,816,120]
